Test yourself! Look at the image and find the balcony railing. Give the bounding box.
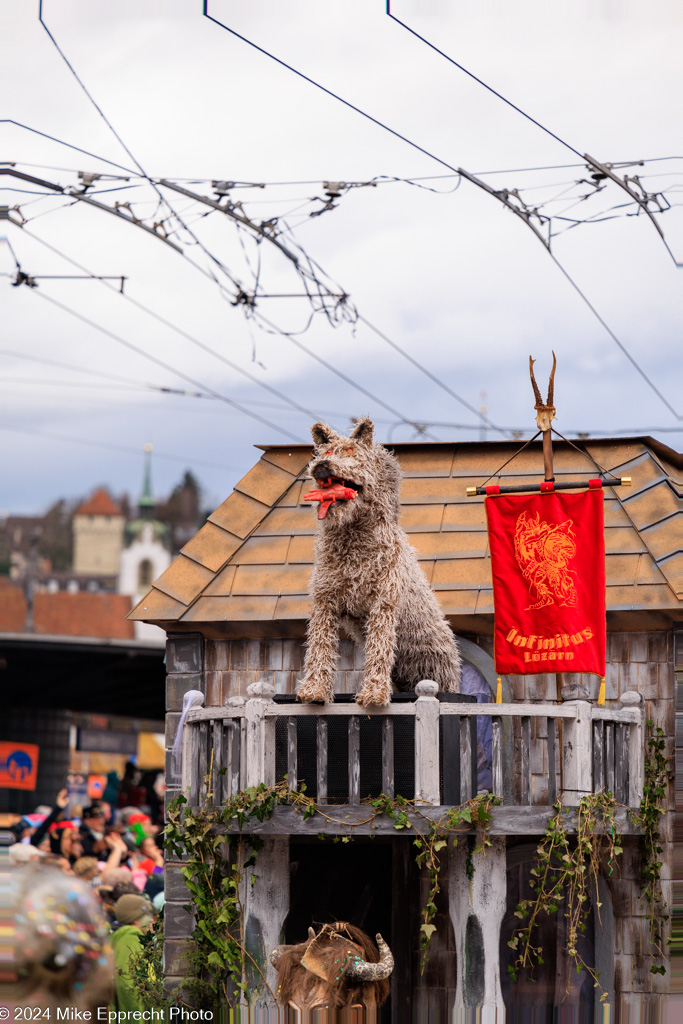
[180,681,645,826]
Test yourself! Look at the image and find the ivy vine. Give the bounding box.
[507,792,622,1002]
[158,777,499,1005]
[629,720,671,973]
[132,720,670,1008]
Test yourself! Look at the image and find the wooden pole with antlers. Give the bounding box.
[529,351,556,483]
[529,353,566,703]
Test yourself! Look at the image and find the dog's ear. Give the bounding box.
[311,422,334,447]
[350,416,374,446]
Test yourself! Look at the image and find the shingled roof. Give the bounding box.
[129,436,681,636]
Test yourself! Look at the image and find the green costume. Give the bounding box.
[112,924,145,1010]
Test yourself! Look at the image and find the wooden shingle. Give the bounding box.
[181,522,242,573]
[209,491,270,538]
[154,555,215,606]
[235,458,300,506]
[132,436,680,629]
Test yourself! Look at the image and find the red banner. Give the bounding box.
[485,488,605,676]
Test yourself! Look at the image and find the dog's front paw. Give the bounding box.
[297,677,333,704]
[356,681,392,708]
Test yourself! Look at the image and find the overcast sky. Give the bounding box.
[3,0,682,515]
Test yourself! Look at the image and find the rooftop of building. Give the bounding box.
[129,435,682,636]
[74,488,123,518]
[0,580,134,639]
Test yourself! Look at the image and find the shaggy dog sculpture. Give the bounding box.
[298,416,461,707]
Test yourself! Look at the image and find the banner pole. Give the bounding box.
[530,353,565,703]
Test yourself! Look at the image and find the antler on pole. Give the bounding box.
[529,351,557,482]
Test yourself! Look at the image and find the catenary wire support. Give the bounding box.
[583,153,681,266]
[457,168,551,250]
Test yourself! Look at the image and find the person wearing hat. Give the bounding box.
[111,894,155,1011]
[79,802,109,857]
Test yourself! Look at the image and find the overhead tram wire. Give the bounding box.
[385,3,583,160]
[14,217,448,439]
[18,227,321,422]
[238,308,442,441]
[202,2,464,178]
[386,4,683,276]
[16,227,436,435]
[0,423,237,472]
[357,315,507,433]
[37,5,250,301]
[547,254,680,420]
[27,288,305,443]
[2,120,138,175]
[201,6,678,425]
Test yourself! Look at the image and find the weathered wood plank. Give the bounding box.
[287,717,297,791]
[460,717,472,804]
[520,717,531,806]
[469,716,478,797]
[212,719,223,804]
[561,700,593,804]
[188,701,640,723]
[492,716,503,801]
[593,720,605,794]
[228,720,241,797]
[381,716,394,798]
[316,717,328,804]
[415,691,441,805]
[198,721,208,804]
[615,723,628,804]
[547,718,557,806]
[264,702,417,717]
[187,707,245,723]
[441,714,459,806]
[629,713,645,807]
[348,716,360,805]
[216,804,642,837]
[605,722,615,795]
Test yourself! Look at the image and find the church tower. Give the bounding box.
[118,445,171,639]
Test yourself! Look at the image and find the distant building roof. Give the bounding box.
[129,436,682,634]
[0,584,133,639]
[74,488,123,517]
[0,577,28,631]
[33,592,133,639]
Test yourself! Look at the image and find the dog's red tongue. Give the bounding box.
[303,480,357,520]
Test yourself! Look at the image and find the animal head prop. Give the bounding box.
[303,417,401,524]
[529,350,556,432]
[270,921,393,1009]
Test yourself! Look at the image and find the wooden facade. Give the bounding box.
[132,435,680,1018]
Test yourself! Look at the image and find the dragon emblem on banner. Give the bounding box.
[513,510,578,610]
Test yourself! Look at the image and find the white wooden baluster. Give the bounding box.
[561,700,593,805]
[245,682,276,787]
[415,680,441,805]
[621,691,645,807]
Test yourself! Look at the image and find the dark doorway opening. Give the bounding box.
[287,838,402,1021]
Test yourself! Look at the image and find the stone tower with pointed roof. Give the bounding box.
[118,448,171,639]
[72,487,125,577]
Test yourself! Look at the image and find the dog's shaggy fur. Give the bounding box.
[298,417,461,707]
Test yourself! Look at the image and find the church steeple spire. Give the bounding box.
[139,443,155,519]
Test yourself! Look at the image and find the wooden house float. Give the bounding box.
[130,435,680,1019]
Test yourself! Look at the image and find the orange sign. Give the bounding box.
[0,742,40,790]
[87,774,107,799]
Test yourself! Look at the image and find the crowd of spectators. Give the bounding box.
[7,764,166,1014]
